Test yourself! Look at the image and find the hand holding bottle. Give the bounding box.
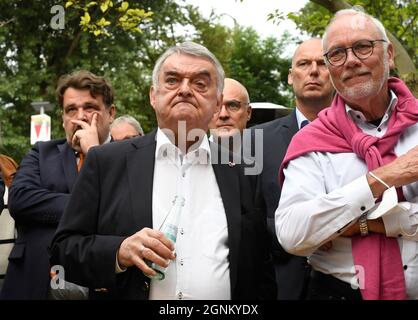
[117,227,175,278]
[144,195,185,280]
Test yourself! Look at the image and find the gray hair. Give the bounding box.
[111,115,144,136]
[151,41,225,94]
[323,8,389,52]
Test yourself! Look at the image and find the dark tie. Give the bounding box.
[300,120,309,129]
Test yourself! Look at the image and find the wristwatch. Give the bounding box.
[359,213,369,236]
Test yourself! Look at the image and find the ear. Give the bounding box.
[288,68,293,85]
[108,104,116,123]
[149,86,156,111]
[247,106,252,121]
[386,42,395,70]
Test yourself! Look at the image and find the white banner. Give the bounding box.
[30,114,51,145]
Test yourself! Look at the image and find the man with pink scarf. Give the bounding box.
[275,9,418,300]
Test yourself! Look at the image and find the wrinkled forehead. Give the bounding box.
[159,53,217,79]
[292,39,324,65]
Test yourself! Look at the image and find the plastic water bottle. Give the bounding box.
[146,195,185,280]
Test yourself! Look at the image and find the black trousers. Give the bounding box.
[307,270,362,300]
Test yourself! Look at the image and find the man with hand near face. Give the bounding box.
[1,70,116,299]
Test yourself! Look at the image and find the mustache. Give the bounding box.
[342,69,370,81]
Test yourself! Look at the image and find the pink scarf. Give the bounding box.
[280,77,418,300]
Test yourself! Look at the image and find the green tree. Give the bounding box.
[0,0,294,162]
[185,6,293,106]
[0,0,189,161]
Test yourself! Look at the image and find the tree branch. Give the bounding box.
[0,18,15,28]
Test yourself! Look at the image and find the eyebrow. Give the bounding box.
[163,70,212,78]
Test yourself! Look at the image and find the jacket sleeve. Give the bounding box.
[49,147,125,288]
[8,143,70,225]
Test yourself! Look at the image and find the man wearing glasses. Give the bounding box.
[276,9,418,300]
[209,78,252,154]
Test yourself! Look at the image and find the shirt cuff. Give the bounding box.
[115,250,127,274]
[382,202,418,237]
[342,174,376,220]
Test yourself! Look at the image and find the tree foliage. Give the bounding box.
[66,0,153,37]
[0,0,293,162]
[185,5,293,106]
[0,0,187,160]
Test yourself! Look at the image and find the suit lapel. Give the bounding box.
[280,110,299,148]
[126,131,157,229]
[211,144,241,296]
[57,142,78,192]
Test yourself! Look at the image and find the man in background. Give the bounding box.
[1,70,116,299]
[253,38,334,299]
[209,78,252,154]
[111,115,144,141]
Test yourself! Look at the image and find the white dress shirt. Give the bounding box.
[276,91,418,299]
[149,128,231,300]
[295,107,309,130]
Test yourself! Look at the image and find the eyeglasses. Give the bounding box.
[221,100,249,113]
[323,39,387,67]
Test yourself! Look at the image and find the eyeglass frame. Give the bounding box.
[219,99,250,113]
[323,39,387,67]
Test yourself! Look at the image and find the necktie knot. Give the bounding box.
[300,120,309,129]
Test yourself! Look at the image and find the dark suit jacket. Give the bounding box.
[252,110,311,300]
[1,139,77,299]
[50,130,276,300]
[0,176,4,210]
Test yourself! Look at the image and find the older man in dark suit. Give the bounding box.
[253,38,335,299]
[50,42,276,300]
[0,70,116,299]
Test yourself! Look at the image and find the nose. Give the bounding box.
[75,108,89,122]
[178,78,192,97]
[218,105,230,120]
[309,61,319,76]
[345,48,361,67]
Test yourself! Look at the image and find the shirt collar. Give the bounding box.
[295,107,309,129]
[103,134,112,144]
[345,90,398,126]
[155,127,211,164]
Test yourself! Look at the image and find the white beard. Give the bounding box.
[336,50,390,101]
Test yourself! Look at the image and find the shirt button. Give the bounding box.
[180,228,184,235]
[360,206,366,211]
[178,292,183,300]
[180,258,184,266]
[182,172,186,177]
[403,265,408,270]
[377,128,382,132]
[398,234,403,238]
